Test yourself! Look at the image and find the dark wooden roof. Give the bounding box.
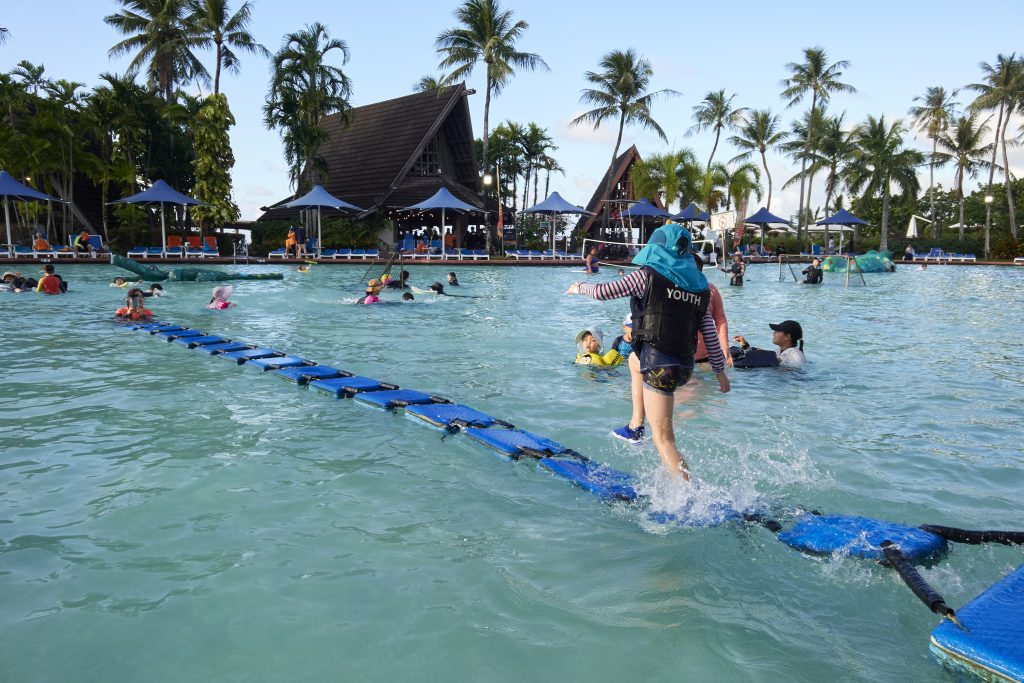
[260,84,482,220]
[576,144,663,235]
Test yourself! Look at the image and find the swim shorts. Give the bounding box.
[642,366,692,395]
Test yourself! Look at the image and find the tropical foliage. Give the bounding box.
[191,93,240,230]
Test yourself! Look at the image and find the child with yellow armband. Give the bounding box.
[574,326,623,367]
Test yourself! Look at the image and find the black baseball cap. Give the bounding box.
[769,320,803,341]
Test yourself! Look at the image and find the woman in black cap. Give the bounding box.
[733,320,805,368]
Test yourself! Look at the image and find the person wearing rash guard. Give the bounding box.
[584,246,599,274]
[728,253,745,286]
[35,264,65,294]
[733,320,806,368]
[801,259,823,284]
[566,222,730,480]
[691,253,732,366]
[610,313,634,359]
[115,288,153,320]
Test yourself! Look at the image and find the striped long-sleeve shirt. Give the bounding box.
[576,268,726,374]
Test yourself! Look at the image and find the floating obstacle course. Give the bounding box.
[125,320,1023,681]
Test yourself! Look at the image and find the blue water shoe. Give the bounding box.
[611,424,645,444]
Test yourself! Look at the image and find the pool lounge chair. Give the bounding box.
[267,247,287,258]
[127,246,147,258]
[202,236,220,258]
[165,235,184,258]
[319,248,337,259]
[32,239,58,258]
[184,236,203,258]
[473,249,489,260]
[333,248,352,260]
[145,247,165,258]
[1014,257,1024,265]
[350,248,367,259]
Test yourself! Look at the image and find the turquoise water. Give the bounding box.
[2,261,1022,682]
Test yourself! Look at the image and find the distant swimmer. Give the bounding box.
[115,288,153,320]
[728,254,745,286]
[801,258,823,284]
[733,320,805,368]
[208,285,235,309]
[584,246,599,274]
[574,326,623,367]
[386,270,410,289]
[447,271,460,286]
[358,278,384,304]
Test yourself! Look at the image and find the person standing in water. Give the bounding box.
[566,222,730,480]
[584,246,600,274]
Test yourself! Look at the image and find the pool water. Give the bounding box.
[2,261,1022,682]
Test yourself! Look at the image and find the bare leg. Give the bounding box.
[627,351,645,429]
[642,385,689,480]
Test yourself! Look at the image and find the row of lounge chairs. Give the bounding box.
[910,248,976,262]
[268,246,491,260]
[10,234,106,258]
[505,249,580,260]
[128,236,220,259]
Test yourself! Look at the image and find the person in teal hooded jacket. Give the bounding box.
[566,222,730,480]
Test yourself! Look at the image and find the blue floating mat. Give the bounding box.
[647,501,746,528]
[246,355,311,371]
[930,564,1024,682]
[220,348,282,364]
[273,365,347,383]
[462,427,567,457]
[157,328,204,340]
[778,514,947,563]
[195,341,251,355]
[404,403,499,429]
[132,323,173,332]
[309,376,391,397]
[539,457,638,502]
[145,325,186,334]
[354,389,435,409]
[173,335,227,347]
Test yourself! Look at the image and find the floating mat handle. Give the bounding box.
[519,446,591,464]
[920,525,1024,547]
[882,541,962,628]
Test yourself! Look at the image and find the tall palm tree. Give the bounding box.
[10,60,48,97]
[191,0,269,95]
[800,114,856,244]
[0,27,10,45]
[909,86,959,238]
[570,49,678,232]
[435,0,546,196]
[518,123,552,206]
[688,89,746,170]
[967,53,1023,240]
[729,108,788,210]
[843,115,924,252]
[539,153,563,199]
[629,149,695,213]
[780,47,855,234]
[263,22,352,191]
[723,162,762,212]
[935,113,994,242]
[105,0,208,101]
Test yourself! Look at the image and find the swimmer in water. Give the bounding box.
[208,285,235,309]
[402,292,414,301]
[116,288,153,320]
[575,327,623,367]
[447,271,459,286]
[358,278,384,304]
[144,283,164,298]
[733,320,806,368]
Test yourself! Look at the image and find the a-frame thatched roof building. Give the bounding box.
[259,83,483,220]
[575,144,665,236]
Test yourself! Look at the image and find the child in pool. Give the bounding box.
[574,327,623,367]
[110,276,138,288]
[144,284,164,298]
[447,271,459,286]
[358,278,384,304]
[610,314,634,359]
[401,292,414,301]
[208,285,235,309]
[116,288,153,320]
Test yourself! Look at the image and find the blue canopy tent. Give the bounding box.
[815,208,868,253]
[0,171,62,257]
[112,179,205,254]
[398,187,479,259]
[744,207,792,251]
[521,191,591,253]
[671,202,710,222]
[284,185,363,256]
[619,198,669,245]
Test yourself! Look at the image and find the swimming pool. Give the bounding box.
[2,262,1022,681]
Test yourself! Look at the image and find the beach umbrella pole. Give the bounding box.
[160,203,167,256]
[4,198,11,258]
[441,208,446,259]
[318,205,322,257]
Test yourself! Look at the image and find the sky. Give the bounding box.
[2,0,1023,223]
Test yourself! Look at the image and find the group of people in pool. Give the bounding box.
[567,221,806,480]
[1,264,70,294]
[357,270,460,305]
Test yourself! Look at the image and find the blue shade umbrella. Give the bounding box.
[671,202,703,221]
[1,171,62,257]
[745,207,792,250]
[619,198,669,244]
[112,179,205,253]
[815,208,867,253]
[284,185,363,255]
[399,187,479,259]
[522,192,591,252]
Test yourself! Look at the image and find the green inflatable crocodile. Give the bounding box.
[112,254,283,282]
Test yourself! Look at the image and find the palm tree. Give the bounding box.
[413,75,449,93]
[518,123,552,206]
[263,22,352,190]
[10,60,48,97]
[0,27,10,45]
[909,86,959,238]
[570,49,678,232]
[935,114,994,241]
[629,149,696,212]
[729,109,788,210]
[436,0,546,202]
[780,47,855,233]
[539,152,563,199]
[688,89,746,170]
[967,53,1023,241]
[843,115,924,252]
[105,0,208,101]
[191,0,269,95]
[723,162,762,212]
